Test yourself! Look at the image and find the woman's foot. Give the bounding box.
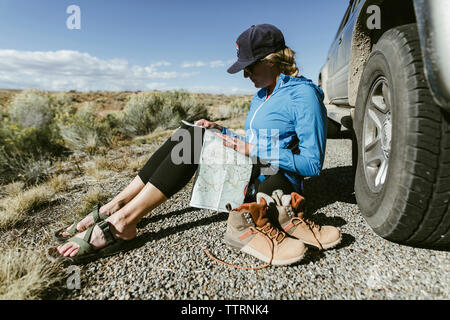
[60,201,124,238]
[57,216,137,257]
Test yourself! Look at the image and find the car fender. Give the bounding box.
[347,0,449,111]
[413,0,450,110]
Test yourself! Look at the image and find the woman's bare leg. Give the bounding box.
[58,182,168,257]
[62,175,146,235]
[99,175,146,215]
[108,182,168,230]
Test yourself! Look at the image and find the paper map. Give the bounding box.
[189,128,252,212]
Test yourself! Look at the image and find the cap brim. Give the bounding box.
[227,59,256,74]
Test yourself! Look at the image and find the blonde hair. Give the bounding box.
[261,46,299,77]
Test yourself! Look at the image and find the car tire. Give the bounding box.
[351,129,357,178]
[354,23,450,249]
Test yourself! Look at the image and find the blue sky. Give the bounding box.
[0,0,349,94]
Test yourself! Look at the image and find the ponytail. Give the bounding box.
[262,46,299,77]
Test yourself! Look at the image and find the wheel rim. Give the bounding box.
[362,77,392,193]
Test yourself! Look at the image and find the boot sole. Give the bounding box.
[224,234,307,266]
[223,234,245,250]
[301,234,342,250]
[241,245,307,266]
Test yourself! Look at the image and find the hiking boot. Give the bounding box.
[257,190,342,250]
[223,197,307,267]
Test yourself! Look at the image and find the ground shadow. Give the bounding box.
[126,210,229,252]
[300,165,357,250]
[303,165,356,217]
[136,207,201,228]
[287,233,356,267]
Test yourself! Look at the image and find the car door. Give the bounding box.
[327,0,361,104]
[326,0,353,102]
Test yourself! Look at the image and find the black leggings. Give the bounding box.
[138,124,295,200]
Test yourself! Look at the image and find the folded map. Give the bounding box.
[189,128,253,212]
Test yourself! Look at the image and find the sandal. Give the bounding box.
[47,220,133,265]
[53,204,108,243]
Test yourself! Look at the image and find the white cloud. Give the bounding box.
[0,50,253,94]
[181,61,207,68]
[209,60,226,68]
[149,61,171,68]
[0,50,196,92]
[181,60,234,69]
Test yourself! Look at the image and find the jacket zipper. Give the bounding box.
[248,85,281,144]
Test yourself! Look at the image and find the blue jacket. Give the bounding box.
[222,73,327,193]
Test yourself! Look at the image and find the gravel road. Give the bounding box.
[63,137,449,300]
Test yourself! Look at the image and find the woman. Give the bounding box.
[49,24,329,263]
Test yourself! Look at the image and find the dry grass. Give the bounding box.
[132,127,175,146]
[82,154,131,181]
[0,174,71,230]
[94,155,129,172]
[76,187,110,217]
[46,174,71,193]
[0,247,62,300]
[0,185,54,229]
[83,162,112,181]
[1,181,25,198]
[128,154,152,172]
[220,117,246,132]
[193,93,251,108]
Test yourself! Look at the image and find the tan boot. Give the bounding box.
[257,190,342,250]
[222,197,307,267]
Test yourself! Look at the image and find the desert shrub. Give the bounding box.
[0,120,63,185]
[49,92,74,112]
[99,112,123,138]
[120,92,164,136]
[2,153,53,186]
[120,91,207,136]
[7,89,54,128]
[230,97,251,111]
[226,97,251,117]
[161,90,208,128]
[0,90,72,185]
[211,97,251,120]
[56,102,111,154]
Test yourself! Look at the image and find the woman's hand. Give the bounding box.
[194,119,223,131]
[215,133,254,157]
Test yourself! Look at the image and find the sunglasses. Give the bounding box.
[244,59,263,75]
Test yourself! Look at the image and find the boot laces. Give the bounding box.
[258,223,286,244]
[203,223,284,270]
[292,217,321,231]
[291,217,323,251]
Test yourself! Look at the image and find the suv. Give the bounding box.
[319,0,449,248]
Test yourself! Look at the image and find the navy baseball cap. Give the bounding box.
[227,24,286,74]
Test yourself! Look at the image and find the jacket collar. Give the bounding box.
[257,73,291,100]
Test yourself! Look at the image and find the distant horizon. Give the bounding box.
[0,0,349,94]
[0,87,253,96]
